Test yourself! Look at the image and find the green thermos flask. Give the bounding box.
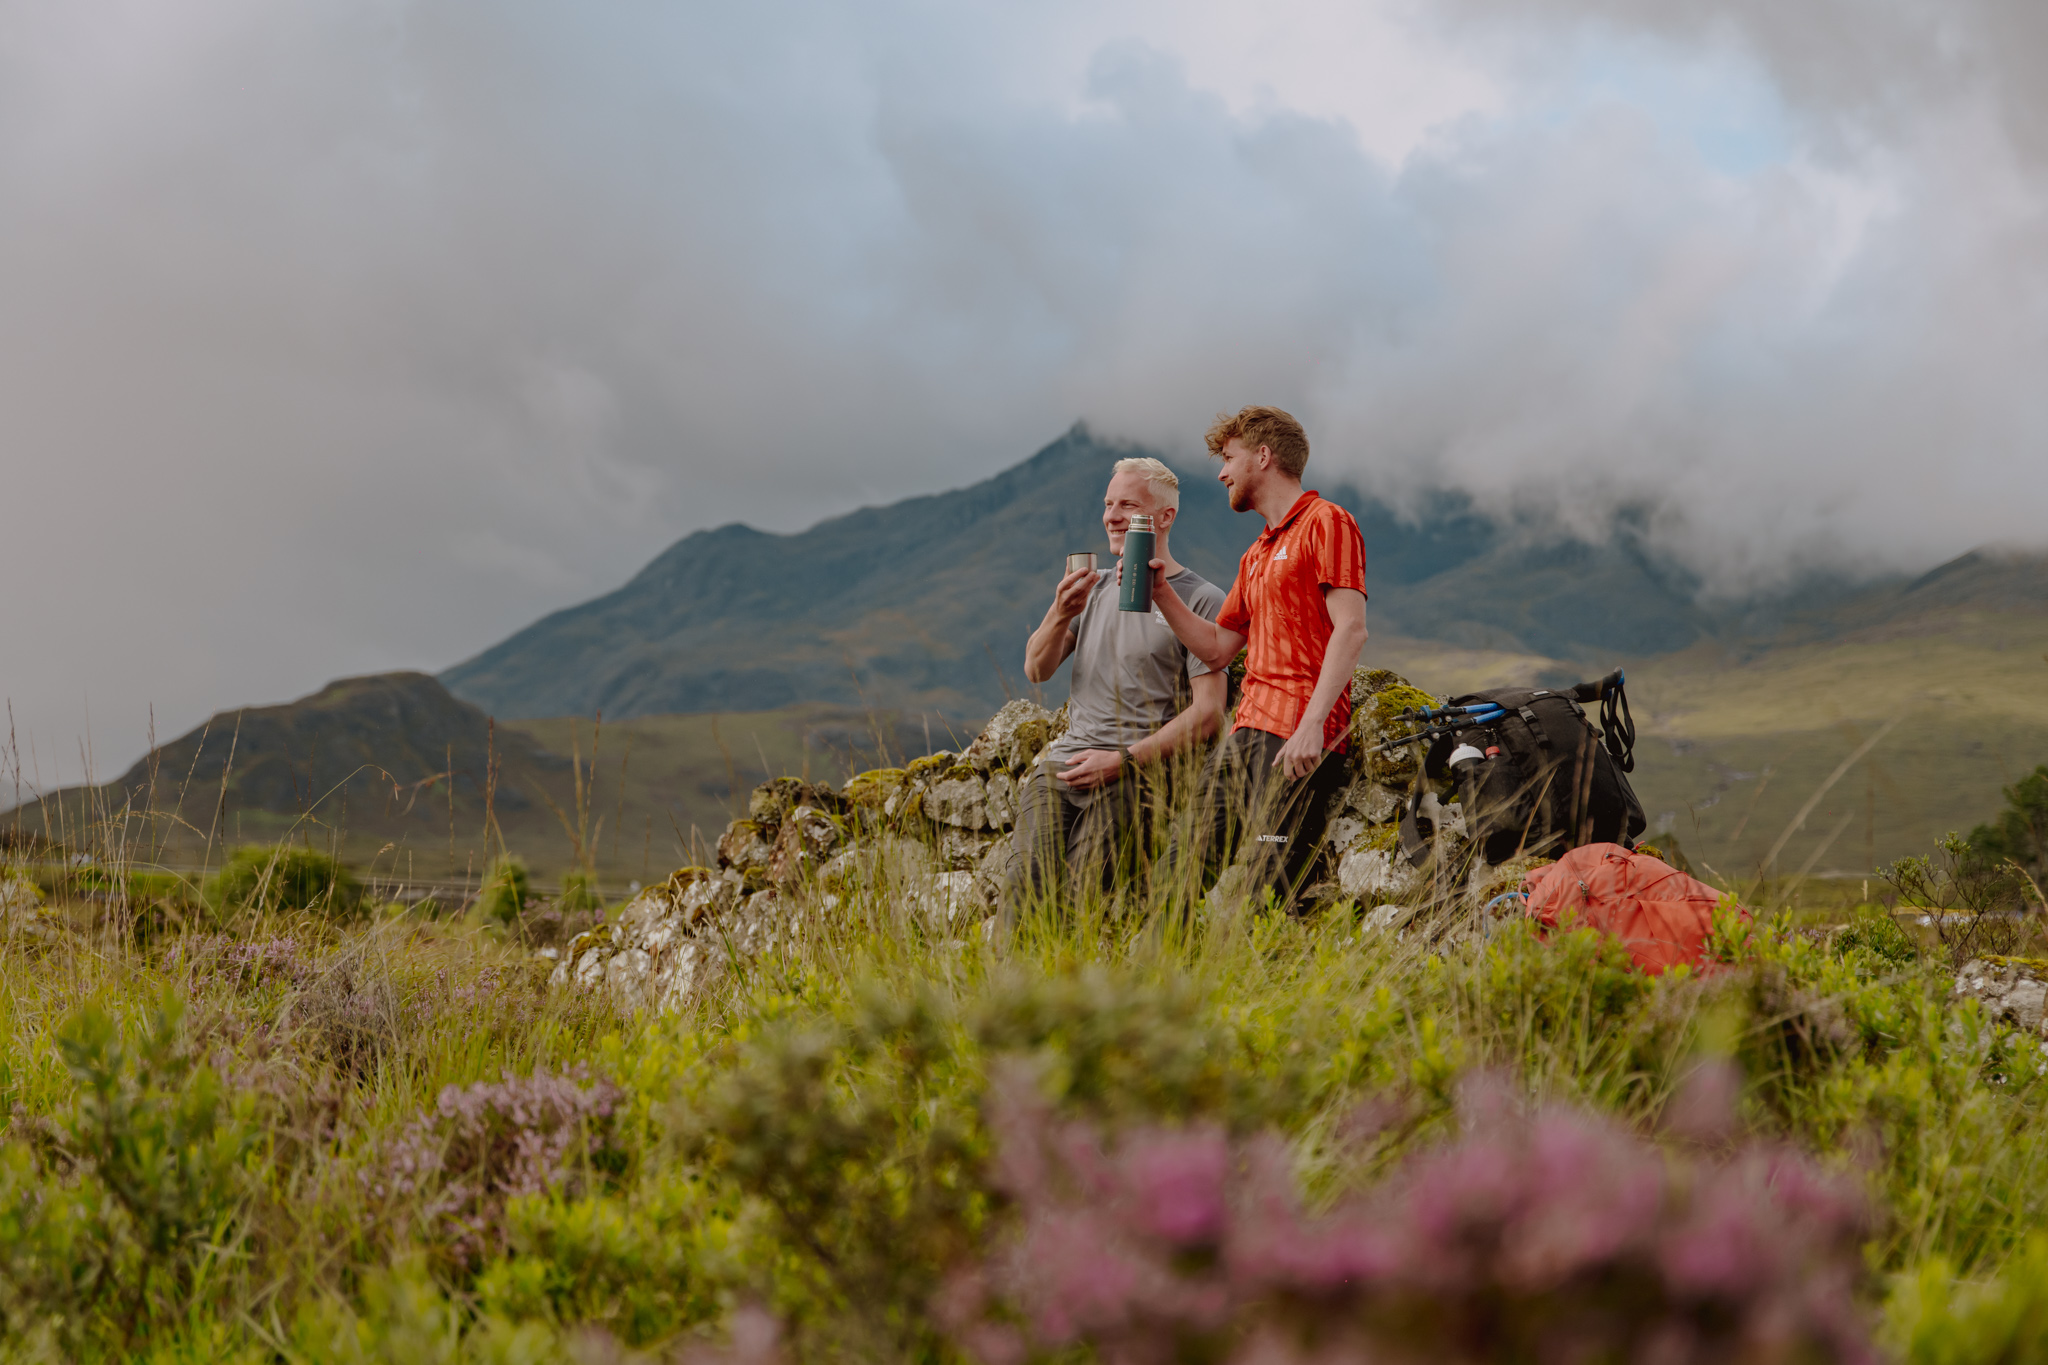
[1119,513,1155,613]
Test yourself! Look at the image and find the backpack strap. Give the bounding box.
[1398,787,1433,869]
[1600,680,1637,773]
[1572,725,1599,847]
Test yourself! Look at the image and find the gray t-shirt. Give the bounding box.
[1047,566,1227,766]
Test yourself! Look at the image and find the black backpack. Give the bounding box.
[1396,671,1646,868]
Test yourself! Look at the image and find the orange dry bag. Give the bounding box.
[1523,843,1744,975]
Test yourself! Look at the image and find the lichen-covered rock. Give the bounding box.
[971,832,1016,910]
[965,699,1059,773]
[1338,846,1426,904]
[770,805,845,885]
[1360,902,1419,934]
[909,871,984,929]
[986,771,1018,829]
[1339,780,1404,826]
[927,774,991,830]
[883,782,924,822]
[717,820,776,875]
[0,874,59,945]
[550,864,799,1013]
[749,777,842,827]
[1349,669,1441,783]
[844,767,906,810]
[906,751,961,779]
[1955,957,2048,1036]
[935,824,1002,872]
[680,870,742,927]
[817,834,939,893]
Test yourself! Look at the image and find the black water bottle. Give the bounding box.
[1118,514,1154,613]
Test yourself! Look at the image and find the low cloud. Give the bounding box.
[1,0,2041,779]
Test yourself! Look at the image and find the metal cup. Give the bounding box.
[1065,552,1098,575]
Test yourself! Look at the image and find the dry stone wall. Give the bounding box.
[552,669,1548,1012]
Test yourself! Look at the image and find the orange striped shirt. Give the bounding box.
[1216,491,1368,751]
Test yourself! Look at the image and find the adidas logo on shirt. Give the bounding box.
[1273,547,1289,560]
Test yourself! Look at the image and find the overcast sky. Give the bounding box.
[3,0,2044,787]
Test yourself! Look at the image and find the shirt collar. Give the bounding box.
[1259,490,1319,541]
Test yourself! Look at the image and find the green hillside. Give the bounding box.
[1374,551,2048,880]
[440,426,1745,721]
[2,674,941,886]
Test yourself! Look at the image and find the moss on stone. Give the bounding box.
[906,752,958,779]
[1350,666,1404,699]
[1368,684,1437,725]
[844,768,907,809]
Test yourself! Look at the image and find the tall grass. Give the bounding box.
[4,756,2048,1362]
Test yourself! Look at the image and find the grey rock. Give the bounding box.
[1361,903,1418,934]
[965,699,1060,773]
[1955,958,2048,1036]
[1342,782,1403,825]
[716,821,776,876]
[986,771,1017,829]
[910,871,985,929]
[972,832,1016,911]
[927,775,991,831]
[1338,847,1425,904]
[936,824,1001,870]
[771,804,844,884]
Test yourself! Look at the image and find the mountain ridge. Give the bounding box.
[444,425,1798,721]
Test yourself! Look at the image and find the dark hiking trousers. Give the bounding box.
[998,760,1157,931]
[1179,726,1349,911]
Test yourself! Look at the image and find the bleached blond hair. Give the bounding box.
[1111,456,1180,511]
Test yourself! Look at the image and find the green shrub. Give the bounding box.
[1969,764,2048,882]
[1834,901,1920,968]
[1886,1233,2048,1365]
[475,856,531,925]
[207,844,360,920]
[0,994,258,1353]
[557,871,603,914]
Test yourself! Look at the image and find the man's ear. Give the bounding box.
[1255,444,1275,469]
[1155,504,1177,534]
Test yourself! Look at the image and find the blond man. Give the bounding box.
[1003,457,1228,922]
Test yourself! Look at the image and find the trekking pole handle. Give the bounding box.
[1569,668,1626,704]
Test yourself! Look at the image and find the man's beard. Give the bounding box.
[1226,481,1252,512]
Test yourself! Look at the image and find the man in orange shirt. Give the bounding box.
[1149,406,1368,908]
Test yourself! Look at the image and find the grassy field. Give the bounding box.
[3,779,2047,1363]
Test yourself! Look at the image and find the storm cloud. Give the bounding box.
[2,0,2042,782]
